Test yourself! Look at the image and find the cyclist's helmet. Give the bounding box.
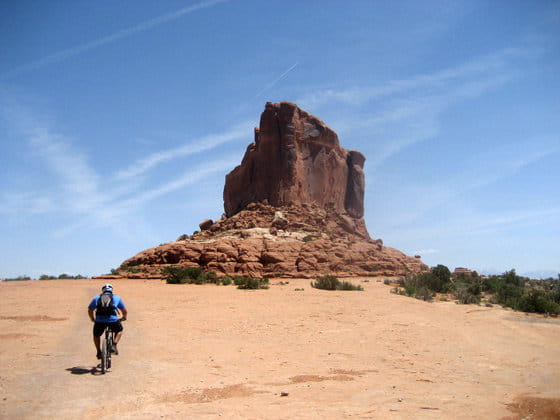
[102,283,113,293]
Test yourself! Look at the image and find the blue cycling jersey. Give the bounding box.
[88,293,126,323]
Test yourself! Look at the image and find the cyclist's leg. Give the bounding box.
[93,322,105,356]
[110,320,124,344]
[113,331,123,344]
[93,335,101,351]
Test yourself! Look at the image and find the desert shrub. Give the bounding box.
[54,273,84,280]
[496,283,523,305]
[515,290,560,315]
[391,265,560,314]
[119,264,140,274]
[220,276,233,286]
[393,265,452,301]
[414,287,435,301]
[302,235,314,242]
[401,280,434,301]
[202,270,219,284]
[431,264,451,289]
[234,276,269,289]
[423,272,449,293]
[311,275,339,290]
[311,275,363,291]
[338,280,364,291]
[383,279,391,285]
[4,276,32,281]
[163,266,220,285]
[163,267,190,284]
[454,283,481,304]
[176,234,189,241]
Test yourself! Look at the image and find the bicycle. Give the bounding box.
[100,317,125,374]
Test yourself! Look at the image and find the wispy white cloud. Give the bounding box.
[119,157,238,210]
[389,205,560,244]
[296,47,536,174]
[1,0,228,79]
[115,122,249,180]
[372,139,559,230]
[0,192,54,216]
[50,156,238,237]
[298,46,541,109]
[467,207,560,236]
[1,91,242,236]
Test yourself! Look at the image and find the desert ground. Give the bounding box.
[0,278,559,419]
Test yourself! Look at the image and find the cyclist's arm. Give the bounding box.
[88,309,95,322]
[120,308,128,321]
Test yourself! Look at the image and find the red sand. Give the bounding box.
[1,278,558,419]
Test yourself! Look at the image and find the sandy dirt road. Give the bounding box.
[0,278,559,419]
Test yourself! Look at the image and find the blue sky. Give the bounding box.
[1,0,559,278]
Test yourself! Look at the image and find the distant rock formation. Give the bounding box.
[119,102,427,279]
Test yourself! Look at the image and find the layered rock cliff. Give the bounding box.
[224,102,365,221]
[119,102,427,279]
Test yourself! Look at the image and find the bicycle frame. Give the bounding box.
[100,326,113,373]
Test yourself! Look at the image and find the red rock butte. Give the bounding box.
[118,102,427,278]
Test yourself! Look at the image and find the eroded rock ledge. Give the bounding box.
[121,202,426,278]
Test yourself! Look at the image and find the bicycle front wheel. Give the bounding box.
[101,334,109,373]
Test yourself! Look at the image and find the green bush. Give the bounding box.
[311,275,339,290]
[393,266,560,315]
[515,290,560,315]
[431,264,451,289]
[163,267,190,284]
[311,275,363,291]
[163,266,220,285]
[119,264,140,274]
[454,283,481,304]
[339,280,364,291]
[220,276,233,286]
[234,276,269,289]
[401,279,434,301]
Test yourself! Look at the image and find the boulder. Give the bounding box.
[199,219,213,231]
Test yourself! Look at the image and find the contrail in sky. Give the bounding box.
[1,0,228,79]
[251,62,299,100]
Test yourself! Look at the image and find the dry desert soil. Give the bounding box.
[1,278,559,419]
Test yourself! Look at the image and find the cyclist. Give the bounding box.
[88,284,127,359]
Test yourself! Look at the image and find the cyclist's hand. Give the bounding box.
[120,317,127,322]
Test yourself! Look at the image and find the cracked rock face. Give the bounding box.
[223,101,366,220]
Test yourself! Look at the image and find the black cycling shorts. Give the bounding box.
[93,320,123,337]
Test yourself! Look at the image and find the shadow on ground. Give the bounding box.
[66,366,103,375]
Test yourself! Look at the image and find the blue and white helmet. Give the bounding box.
[102,283,113,293]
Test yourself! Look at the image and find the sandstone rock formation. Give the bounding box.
[119,102,427,279]
[224,102,366,220]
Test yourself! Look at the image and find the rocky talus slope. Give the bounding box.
[121,202,426,278]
